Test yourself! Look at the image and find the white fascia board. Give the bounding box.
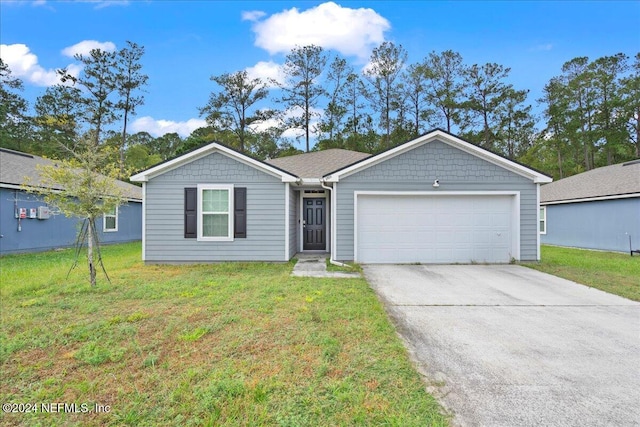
[294,178,322,186]
[541,193,640,205]
[324,130,552,184]
[130,142,298,183]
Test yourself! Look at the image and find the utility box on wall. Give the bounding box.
[37,206,50,219]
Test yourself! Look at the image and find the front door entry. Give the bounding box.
[303,198,326,250]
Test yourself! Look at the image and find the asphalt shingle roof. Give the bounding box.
[0,148,142,201]
[540,160,640,203]
[265,148,371,178]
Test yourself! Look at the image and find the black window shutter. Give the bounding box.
[184,187,197,238]
[234,187,247,238]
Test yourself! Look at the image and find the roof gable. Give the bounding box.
[130,142,298,183]
[265,148,370,178]
[541,160,640,204]
[323,129,552,184]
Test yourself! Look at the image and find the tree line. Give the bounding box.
[1,41,638,181]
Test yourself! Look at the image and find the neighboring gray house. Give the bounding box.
[540,160,640,253]
[130,129,552,264]
[0,148,142,255]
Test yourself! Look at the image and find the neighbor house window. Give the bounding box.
[103,206,118,232]
[539,206,546,234]
[197,184,234,241]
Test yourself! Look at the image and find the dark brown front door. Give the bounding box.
[303,198,325,250]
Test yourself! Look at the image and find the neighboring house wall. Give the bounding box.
[0,188,142,255]
[541,198,640,253]
[334,140,538,261]
[288,187,298,258]
[144,152,286,262]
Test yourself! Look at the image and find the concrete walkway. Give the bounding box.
[291,254,361,278]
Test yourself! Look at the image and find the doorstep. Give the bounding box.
[291,254,361,278]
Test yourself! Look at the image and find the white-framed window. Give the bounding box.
[103,206,118,232]
[539,206,547,234]
[197,184,234,241]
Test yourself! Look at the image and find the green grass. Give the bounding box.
[0,242,448,426]
[325,258,363,273]
[523,245,640,301]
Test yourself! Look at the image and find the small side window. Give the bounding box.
[539,206,546,235]
[104,206,118,232]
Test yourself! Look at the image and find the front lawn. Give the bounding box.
[0,242,447,426]
[524,245,640,301]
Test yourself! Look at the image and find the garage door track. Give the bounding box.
[364,264,640,427]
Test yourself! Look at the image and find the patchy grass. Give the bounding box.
[523,245,640,301]
[0,242,448,426]
[325,258,363,273]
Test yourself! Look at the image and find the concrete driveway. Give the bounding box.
[363,264,640,427]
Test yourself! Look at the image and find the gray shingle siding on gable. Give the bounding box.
[144,152,286,262]
[541,198,640,253]
[334,139,539,261]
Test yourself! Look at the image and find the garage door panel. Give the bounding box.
[357,194,514,264]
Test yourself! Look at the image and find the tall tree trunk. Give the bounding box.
[305,97,310,152]
[240,109,246,153]
[636,112,640,157]
[87,218,96,287]
[120,105,129,178]
[557,144,564,179]
[483,110,490,149]
[444,107,451,133]
[385,88,390,149]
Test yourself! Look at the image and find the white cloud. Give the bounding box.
[530,43,553,52]
[32,0,129,8]
[241,10,266,22]
[61,40,116,57]
[89,0,130,9]
[130,116,207,138]
[245,60,285,87]
[248,2,390,60]
[250,106,322,140]
[0,43,70,86]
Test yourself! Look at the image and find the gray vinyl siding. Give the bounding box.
[144,152,286,262]
[541,198,640,253]
[334,139,538,261]
[0,188,141,255]
[288,187,298,259]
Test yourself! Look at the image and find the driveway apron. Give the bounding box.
[363,264,640,427]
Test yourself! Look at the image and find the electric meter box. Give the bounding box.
[37,206,50,219]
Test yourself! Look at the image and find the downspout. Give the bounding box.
[320,179,352,269]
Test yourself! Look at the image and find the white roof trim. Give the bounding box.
[323,130,552,184]
[541,192,640,205]
[130,142,298,183]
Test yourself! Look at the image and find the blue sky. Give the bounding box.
[1,0,639,144]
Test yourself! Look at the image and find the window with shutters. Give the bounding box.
[185,185,246,241]
[197,184,234,241]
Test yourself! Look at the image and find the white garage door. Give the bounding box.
[356,194,515,264]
